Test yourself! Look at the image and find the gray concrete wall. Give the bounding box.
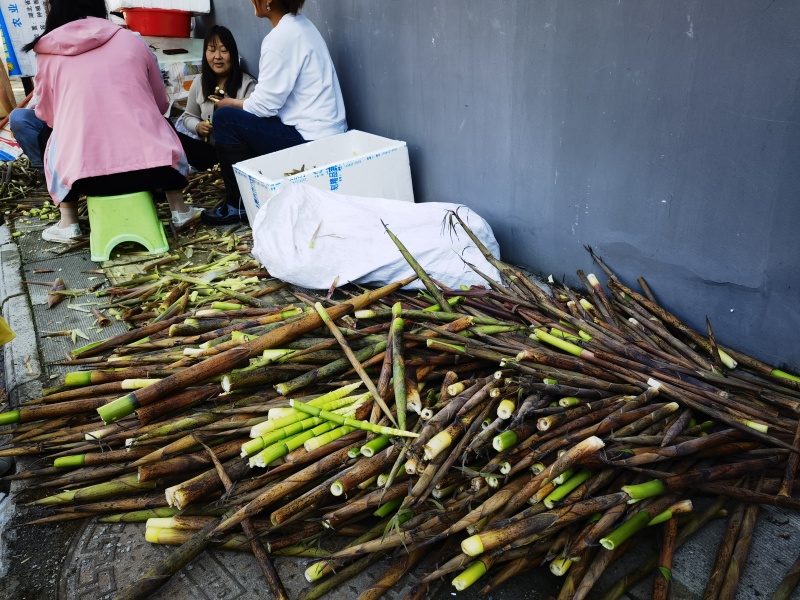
[205,1,800,371]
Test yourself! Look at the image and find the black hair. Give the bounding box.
[273,0,306,16]
[201,25,246,100]
[23,0,107,52]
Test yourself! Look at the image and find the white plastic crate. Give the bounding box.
[233,130,414,225]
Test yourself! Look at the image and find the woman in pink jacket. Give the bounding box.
[28,0,199,243]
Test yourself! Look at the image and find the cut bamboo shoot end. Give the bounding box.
[530,462,545,474]
[499,462,512,475]
[497,400,515,419]
[622,479,665,502]
[0,410,20,425]
[183,348,204,356]
[267,407,296,420]
[433,483,459,499]
[304,561,329,582]
[744,420,769,433]
[447,382,467,397]
[579,298,594,311]
[493,430,518,452]
[64,371,92,386]
[461,535,485,557]
[54,455,86,468]
[424,431,453,461]
[452,561,487,591]
[718,350,737,369]
[645,378,663,390]
[97,394,138,424]
[145,517,176,529]
[587,273,601,287]
[420,408,434,421]
[404,458,419,475]
[772,368,800,383]
[550,557,573,576]
[330,481,345,496]
[145,527,164,544]
[558,396,580,407]
[121,378,159,390]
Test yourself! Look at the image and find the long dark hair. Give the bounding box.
[23,0,107,52]
[201,25,246,100]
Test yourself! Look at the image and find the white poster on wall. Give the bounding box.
[0,0,46,76]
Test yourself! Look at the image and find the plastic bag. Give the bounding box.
[0,316,15,346]
[251,183,502,290]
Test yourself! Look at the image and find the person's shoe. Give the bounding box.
[42,222,82,243]
[171,206,203,227]
[201,203,248,226]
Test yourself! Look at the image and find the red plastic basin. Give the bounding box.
[122,8,191,38]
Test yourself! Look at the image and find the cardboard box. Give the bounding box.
[233,130,415,224]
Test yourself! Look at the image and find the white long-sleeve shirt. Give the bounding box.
[243,13,347,141]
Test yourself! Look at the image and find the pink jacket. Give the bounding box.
[34,18,188,203]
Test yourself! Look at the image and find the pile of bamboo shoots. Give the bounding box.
[2,212,800,600]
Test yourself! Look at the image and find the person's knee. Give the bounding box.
[9,108,44,133]
[211,106,237,129]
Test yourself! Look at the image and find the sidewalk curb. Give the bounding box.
[0,225,43,408]
[0,224,42,580]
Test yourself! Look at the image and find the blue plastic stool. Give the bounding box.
[87,191,169,262]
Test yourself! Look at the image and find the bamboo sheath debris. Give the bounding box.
[2,226,799,600]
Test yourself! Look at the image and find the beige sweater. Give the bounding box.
[179,72,257,142]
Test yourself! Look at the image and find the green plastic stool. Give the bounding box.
[87,191,169,262]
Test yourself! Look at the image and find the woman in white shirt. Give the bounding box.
[202,0,347,225]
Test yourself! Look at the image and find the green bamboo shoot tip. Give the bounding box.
[360,435,391,458]
[374,497,403,518]
[0,410,21,426]
[97,393,138,424]
[64,371,92,386]
[461,535,485,557]
[534,328,583,358]
[599,511,650,550]
[622,479,666,502]
[771,368,800,383]
[53,455,86,468]
[492,430,518,452]
[452,561,488,591]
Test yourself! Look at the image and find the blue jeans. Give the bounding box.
[8,108,47,169]
[212,107,305,155]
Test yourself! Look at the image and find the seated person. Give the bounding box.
[8,95,48,178]
[203,0,347,226]
[25,0,199,243]
[175,25,256,172]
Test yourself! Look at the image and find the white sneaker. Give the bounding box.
[171,206,203,227]
[42,223,82,243]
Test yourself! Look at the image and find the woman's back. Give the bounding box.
[34,17,186,198]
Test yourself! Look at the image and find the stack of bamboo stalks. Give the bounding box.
[2,211,800,600]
